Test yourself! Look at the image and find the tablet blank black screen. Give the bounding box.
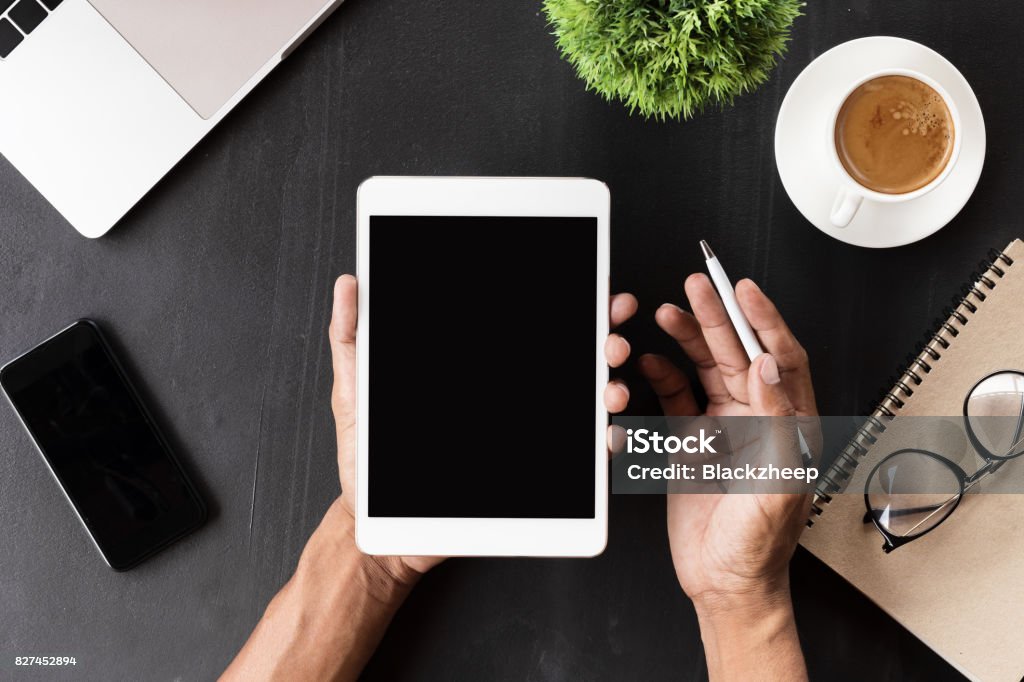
[368,216,597,518]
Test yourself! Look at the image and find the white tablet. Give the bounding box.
[355,177,609,557]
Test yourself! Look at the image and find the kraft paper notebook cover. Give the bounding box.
[801,238,1024,682]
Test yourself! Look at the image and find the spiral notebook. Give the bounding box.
[801,238,1024,682]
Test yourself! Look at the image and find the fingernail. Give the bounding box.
[333,278,344,314]
[657,303,684,318]
[760,354,781,385]
[615,382,630,399]
[685,273,706,287]
[611,295,634,318]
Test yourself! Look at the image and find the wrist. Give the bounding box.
[691,575,806,682]
[225,500,421,682]
[299,499,423,608]
[691,575,793,624]
[356,553,422,607]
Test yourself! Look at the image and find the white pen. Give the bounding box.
[700,240,764,361]
[700,240,813,462]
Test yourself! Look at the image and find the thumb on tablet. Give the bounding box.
[330,275,359,494]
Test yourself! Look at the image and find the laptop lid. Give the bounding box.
[88,0,336,119]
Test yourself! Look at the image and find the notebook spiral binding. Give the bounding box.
[806,247,1016,527]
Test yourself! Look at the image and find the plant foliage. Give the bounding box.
[543,0,803,120]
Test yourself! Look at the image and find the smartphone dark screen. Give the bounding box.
[368,216,598,518]
[0,321,205,570]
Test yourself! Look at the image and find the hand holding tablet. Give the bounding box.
[329,275,443,577]
[226,247,638,676]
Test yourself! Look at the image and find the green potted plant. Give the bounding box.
[543,0,803,120]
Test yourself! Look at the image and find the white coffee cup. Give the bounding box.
[828,68,962,228]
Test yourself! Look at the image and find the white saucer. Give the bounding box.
[775,36,986,248]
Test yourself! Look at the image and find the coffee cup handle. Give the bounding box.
[830,187,864,228]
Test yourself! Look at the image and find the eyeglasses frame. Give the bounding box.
[863,369,1024,553]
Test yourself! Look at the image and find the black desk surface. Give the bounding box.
[1,1,1014,679]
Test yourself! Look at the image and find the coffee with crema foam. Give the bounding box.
[834,75,955,194]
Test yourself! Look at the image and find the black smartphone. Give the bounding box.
[0,320,206,570]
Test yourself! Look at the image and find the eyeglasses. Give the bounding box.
[864,371,1024,552]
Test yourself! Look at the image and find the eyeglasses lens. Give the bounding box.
[867,450,961,538]
[965,371,1024,459]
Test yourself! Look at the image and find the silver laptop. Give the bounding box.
[0,0,343,237]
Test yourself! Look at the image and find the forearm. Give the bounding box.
[693,584,807,682]
[222,500,419,682]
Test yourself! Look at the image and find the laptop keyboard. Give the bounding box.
[0,0,61,59]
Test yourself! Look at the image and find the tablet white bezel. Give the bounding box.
[355,177,609,557]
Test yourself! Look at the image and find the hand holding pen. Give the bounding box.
[701,240,815,464]
[609,244,819,681]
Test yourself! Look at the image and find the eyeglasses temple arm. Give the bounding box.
[863,504,950,523]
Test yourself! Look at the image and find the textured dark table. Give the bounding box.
[1,0,1015,679]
